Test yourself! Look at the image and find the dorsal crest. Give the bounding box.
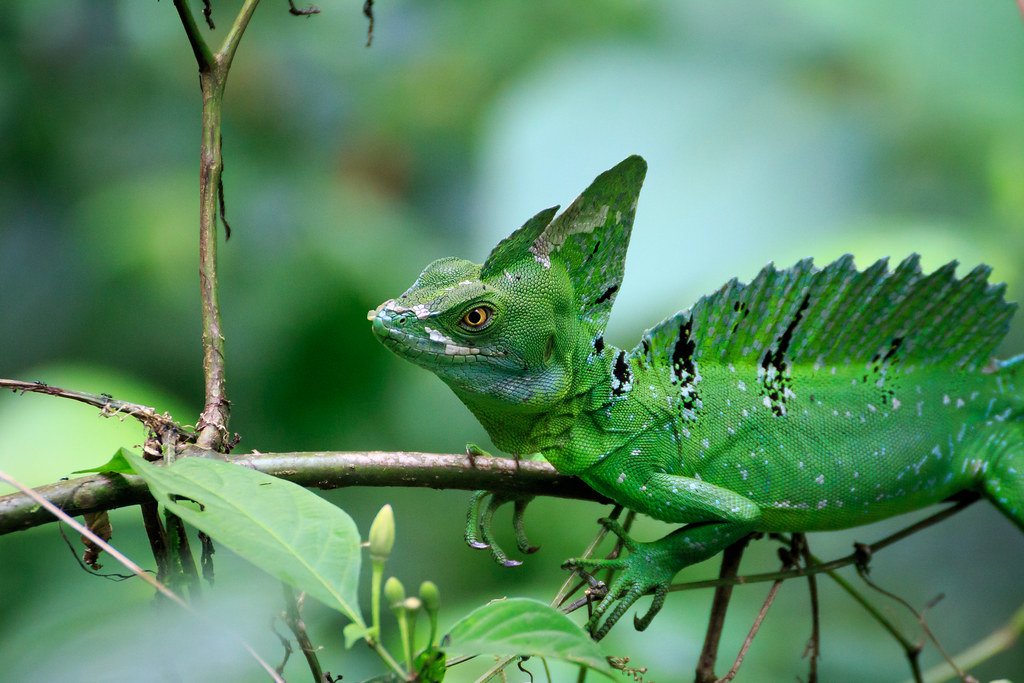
[482,155,647,335]
[637,256,1016,377]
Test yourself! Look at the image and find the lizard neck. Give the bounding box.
[448,344,612,462]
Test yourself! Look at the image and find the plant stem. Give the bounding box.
[281,584,324,683]
[194,63,229,451]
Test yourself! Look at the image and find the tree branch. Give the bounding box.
[217,0,261,69]
[172,0,214,72]
[0,379,189,438]
[668,495,979,594]
[0,450,605,536]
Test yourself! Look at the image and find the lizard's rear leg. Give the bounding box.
[979,424,1024,532]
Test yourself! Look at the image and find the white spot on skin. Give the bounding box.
[617,472,626,484]
[815,474,825,485]
[817,500,828,509]
[943,394,951,405]
[737,380,747,392]
[445,344,481,356]
[956,398,965,409]
[763,396,772,409]
[424,326,453,344]
[892,397,901,410]
[411,304,431,319]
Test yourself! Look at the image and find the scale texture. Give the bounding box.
[370,156,1024,638]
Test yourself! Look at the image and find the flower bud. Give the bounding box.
[419,581,440,613]
[384,576,406,610]
[369,504,395,563]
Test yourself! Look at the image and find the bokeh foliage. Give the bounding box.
[1,1,1022,680]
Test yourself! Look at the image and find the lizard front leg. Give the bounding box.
[565,472,762,639]
[464,445,540,566]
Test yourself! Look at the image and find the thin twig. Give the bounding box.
[0,469,283,682]
[217,0,261,68]
[287,0,321,16]
[856,564,977,683]
[669,497,978,594]
[714,550,796,683]
[695,537,750,683]
[915,601,1024,683]
[140,501,172,583]
[795,534,819,683]
[282,584,324,683]
[810,552,923,682]
[0,379,188,437]
[172,0,214,72]
[363,0,375,47]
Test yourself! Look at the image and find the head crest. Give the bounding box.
[483,155,647,333]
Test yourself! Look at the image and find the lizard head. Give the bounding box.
[370,155,647,421]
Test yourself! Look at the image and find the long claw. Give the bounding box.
[465,491,490,549]
[513,498,539,554]
[480,495,520,566]
[633,584,667,632]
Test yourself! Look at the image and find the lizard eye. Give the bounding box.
[459,306,493,331]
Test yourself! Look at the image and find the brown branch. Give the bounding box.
[282,585,324,683]
[695,537,750,683]
[715,547,797,683]
[796,534,820,683]
[0,379,188,438]
[0,450,605,536]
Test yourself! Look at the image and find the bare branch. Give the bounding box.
[0,450,605,536]
[695,537,750,683]
[217,0,262,70]
[669,496,979,594]
[172,0,214,72]
[0,378,188,437]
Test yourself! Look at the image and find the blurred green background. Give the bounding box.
[2,1,1023,681]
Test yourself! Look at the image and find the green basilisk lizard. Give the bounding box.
[369,156,1024,639]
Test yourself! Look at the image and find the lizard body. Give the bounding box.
[370,156,1024,638]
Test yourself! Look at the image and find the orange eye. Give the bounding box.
[460,306,491,329]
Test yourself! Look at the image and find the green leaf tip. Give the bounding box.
[445,597,613,676]
[72,447,139,475]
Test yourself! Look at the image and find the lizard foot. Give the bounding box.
[465,490,538,567]
[561,519,675,640]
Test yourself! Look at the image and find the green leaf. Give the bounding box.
[124,452,363,625]
[72,446,138,475]
[445,598,612,675]
[343,622,370,649]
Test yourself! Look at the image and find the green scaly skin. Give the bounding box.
[370,156,1024,639]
